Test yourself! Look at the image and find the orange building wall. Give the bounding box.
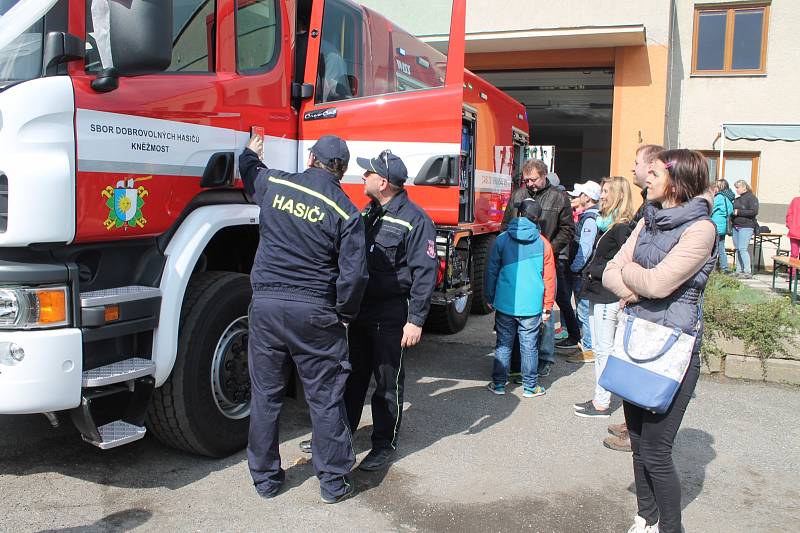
[466,45,669,192]
[609,45,669,181]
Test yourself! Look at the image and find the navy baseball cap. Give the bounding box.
[310,135,350,167]
[356,150,408,187]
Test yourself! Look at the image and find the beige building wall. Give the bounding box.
[461,0,670,45]
[359,0,670,43]
[671,0,800,230]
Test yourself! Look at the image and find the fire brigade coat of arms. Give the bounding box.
[101,177,149,230]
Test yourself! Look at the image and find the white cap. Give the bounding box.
[568,181,601,201]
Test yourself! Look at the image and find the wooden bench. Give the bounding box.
[731,247,788,271]
[771,256,800,304]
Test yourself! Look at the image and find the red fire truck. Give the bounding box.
[0,0,528,456]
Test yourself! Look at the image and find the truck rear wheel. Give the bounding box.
[147,271,252,457]
[424,293,472,334]
[470,233,496,314]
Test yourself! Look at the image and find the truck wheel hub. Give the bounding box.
[211,316,251,420]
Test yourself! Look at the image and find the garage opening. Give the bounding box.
[477,68,614,189]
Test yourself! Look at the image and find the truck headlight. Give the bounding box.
[0,286,70,329]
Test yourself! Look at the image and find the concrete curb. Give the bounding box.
[701,335,800,385]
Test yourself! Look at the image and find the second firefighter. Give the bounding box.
[348,150,437,470]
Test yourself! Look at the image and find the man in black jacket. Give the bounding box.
[502,159,574,252]
[502,158,574,374]
[344,151,437,471]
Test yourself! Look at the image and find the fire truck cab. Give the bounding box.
[0,0,528,456]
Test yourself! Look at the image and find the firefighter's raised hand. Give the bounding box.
[247,134,264,159]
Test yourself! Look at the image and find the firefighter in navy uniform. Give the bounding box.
[239,133,368,504]
[345,150,437,471]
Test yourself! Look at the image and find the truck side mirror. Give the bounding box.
[90,0,173,91]
[109,0,173,76]
[43,32,85,76]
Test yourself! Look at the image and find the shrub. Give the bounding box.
[702,272,800,374]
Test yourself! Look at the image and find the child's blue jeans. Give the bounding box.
[493,311,542,389]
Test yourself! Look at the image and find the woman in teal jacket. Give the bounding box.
[711,179,734,273]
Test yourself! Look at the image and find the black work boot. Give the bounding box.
[357,448,395,471]
[320,478,355,504]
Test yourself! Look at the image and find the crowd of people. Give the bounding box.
[485,145,718,533]
[239,125,780,532]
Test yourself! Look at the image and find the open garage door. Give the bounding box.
[477,69,613,189]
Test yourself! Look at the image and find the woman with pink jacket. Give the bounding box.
[786,195,800,262]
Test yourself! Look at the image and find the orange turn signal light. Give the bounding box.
[104,305,120,323]
[35,290,67,325]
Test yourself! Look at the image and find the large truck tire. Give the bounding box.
[470,233,496,314]
[424,293,472,334]
[147,271,252,457]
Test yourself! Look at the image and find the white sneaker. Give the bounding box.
[626,515,659,533]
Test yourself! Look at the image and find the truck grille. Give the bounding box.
[0,174,7,233]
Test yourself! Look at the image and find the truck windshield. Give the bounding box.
[0,0,54,83]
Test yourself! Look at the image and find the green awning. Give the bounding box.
[724,124,800,142]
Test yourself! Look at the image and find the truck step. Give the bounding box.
[82,420,146,450]
[82,357,155,387]
[80,285,161,307]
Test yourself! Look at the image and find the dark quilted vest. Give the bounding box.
[627,198,716,336]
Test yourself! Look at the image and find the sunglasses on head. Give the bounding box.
[380,149,392,174]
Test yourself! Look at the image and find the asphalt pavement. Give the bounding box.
[1,313,798,532]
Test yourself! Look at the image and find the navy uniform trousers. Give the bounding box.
[344,298,406,451]
[247,295,354,500]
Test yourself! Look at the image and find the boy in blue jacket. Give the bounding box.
[485,199,556,397]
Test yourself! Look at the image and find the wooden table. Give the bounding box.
[753,232,783,272]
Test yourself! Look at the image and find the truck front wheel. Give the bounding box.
[147,271,252,457]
